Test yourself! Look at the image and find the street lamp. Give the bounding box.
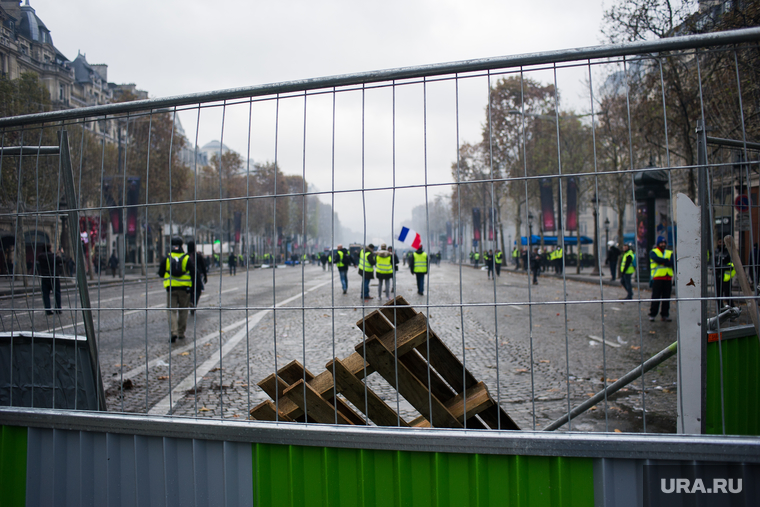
[604,217,610,248]
[590,194,601,275]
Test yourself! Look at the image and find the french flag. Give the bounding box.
[398,226,422,249]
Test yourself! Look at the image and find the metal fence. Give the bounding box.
[1,27,760,442]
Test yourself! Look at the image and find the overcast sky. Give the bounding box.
[32,0,608,244]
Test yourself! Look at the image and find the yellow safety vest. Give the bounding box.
[163,252,192,289]
[495,252,503,264]
[649,249,673,278]
[336,250,345,268]
[375,255,393,275]
[358,250,374,273]
[621,250,635,274]
[512,248,519,258]
[723,262,736,282]
[413,252,428,273]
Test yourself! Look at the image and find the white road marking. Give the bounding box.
[587,335,621,348]
[148,279,331,415]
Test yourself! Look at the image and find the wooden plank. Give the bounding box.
[325,352,374,380]
[410,416,430,428]
[332,358,409,427]
[377,312,431,357]
[444,382,493,422]
[415,332,478,393]
[379,296,417,325]
[333,397,368,426]
[412,333,520,430]
[397,349,457,403]
[283,379,354,425]
[276,360,315,385]
[355,310,393,338]
[479,404,520,430]
[248,400,294,422]
[257,374,290,400]
[362,336,462,428]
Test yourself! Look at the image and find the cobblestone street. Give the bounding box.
[98,262,680,433]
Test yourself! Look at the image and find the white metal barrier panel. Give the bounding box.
[0,27,759,443]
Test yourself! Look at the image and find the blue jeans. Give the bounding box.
[415,272,426,294]
[339,270,348,293]
[362,277,371,298]
[621,273,633,298]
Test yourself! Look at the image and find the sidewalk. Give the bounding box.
[0,263,270,298]
[467,263,648,290]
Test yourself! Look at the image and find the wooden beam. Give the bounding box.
[283,379,355,425]
[248,400,294,422]
[332,358,409,427]
[362,336,462,428]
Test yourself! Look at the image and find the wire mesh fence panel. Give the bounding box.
[0,28,759,438]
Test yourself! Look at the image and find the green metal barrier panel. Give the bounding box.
[0,425,26,507]
[253,443,594,507]
[706,332,760,435]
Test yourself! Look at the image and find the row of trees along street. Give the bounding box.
[452,0,760,270]
[0,76,339,281]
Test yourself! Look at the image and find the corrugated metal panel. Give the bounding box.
[24,428,253,507]
[706,332,760,435]
[0,425,26,507]
[253,443,594,507]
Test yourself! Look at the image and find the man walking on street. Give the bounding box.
[187,240,207,315]
[495,249,503,277]
[530,247,541,285]
[375,243,394,300]
[620,243,635,300]
[485,249,494,280]
[159,237,195,343]
[108,251,118,278]
[37,244,63,315]
[388,246,400,294]
[333,244,353,294]
[512,245,520,270]
[606,241,621,282]
[228,251,237,276]
[714,237,735,309]
[358,244,376,301]
[409,244,429,296]
[648,236,673,322]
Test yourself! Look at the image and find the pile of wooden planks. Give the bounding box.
[249,296,519,430]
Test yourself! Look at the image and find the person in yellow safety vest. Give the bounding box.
[648,236,674,322]
[158,236,195,343]
[714,237,735,308]
[302,253,309,265]
[485,250,494,279]
[375,243,394,300]
[512,246,520,270]
[358,244,376,301]
[495,249,503,277]
[620,243,635,300]
[409,244,429,296]
[332,244,354,294]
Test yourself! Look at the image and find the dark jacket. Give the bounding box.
[333,248,353,272]
[37,251,63,277]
